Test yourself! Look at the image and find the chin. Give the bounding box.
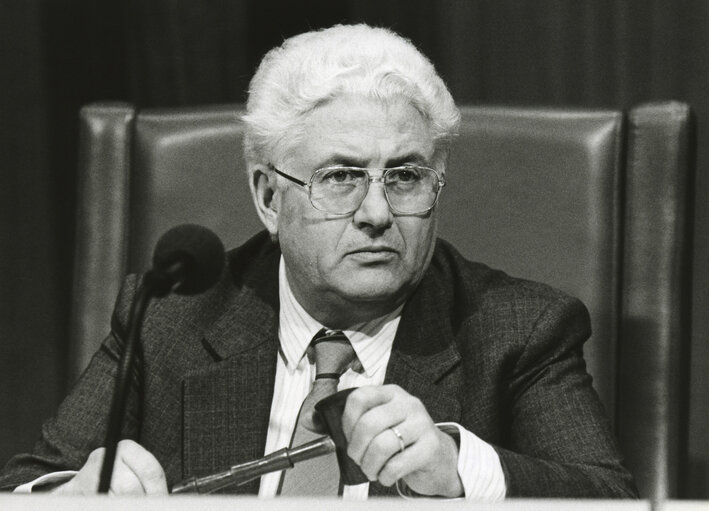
[334,275,411,305]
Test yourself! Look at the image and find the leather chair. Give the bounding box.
[71,101,695,500]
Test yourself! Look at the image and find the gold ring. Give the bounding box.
[390,426,405,454]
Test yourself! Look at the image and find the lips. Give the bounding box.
[347,246,397,255]
[345,246,398,264]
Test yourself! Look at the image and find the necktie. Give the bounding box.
[279,329,357,495]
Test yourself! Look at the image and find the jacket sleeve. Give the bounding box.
[0,276,140,491]
[493,294,638,498]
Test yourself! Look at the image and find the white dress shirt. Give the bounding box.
[17,257,506,500]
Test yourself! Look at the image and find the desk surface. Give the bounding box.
[0,494,654,510]
[656,503,709,511]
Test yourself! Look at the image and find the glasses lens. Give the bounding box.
[385,166,441,213]
[310,167,368,214]
[308,165,442,215]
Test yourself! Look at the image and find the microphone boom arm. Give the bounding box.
[171,436,336,494]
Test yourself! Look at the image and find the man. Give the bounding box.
[0,24,636,499]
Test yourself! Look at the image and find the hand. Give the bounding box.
[342,384,463,497]
[53,439,168,495]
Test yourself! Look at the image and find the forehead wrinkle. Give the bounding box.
[290,95,435,173]
[312,121,432,168]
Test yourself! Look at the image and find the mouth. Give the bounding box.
[348,246,397,255]
[346,246,398,262]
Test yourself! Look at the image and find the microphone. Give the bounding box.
[98,224,226,493]
[171,437,336,494]
[144,224,226,297]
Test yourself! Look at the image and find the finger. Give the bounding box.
[84,446,106,469]
[61,447,105,494]
[108,460,145,496]
[82,446,106,479]
[376,437,432,488]
[376,425,445,488]
[357,425,407,481]
[341,385,396,440]
[358,411,440,485]
[346,389,427,464]
[385,430,462,497]
[116,440,168,495]
[347,402,408,465]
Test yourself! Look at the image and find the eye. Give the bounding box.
[388,166,423,183]
[320,168,363,184]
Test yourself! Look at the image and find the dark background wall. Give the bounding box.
[1,0,707,498]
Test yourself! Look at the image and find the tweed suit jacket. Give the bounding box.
[0,231,636,497]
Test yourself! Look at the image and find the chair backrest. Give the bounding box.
[71,101,694,500]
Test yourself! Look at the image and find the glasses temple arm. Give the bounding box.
[267,164,309,187]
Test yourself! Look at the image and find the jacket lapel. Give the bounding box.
[182,238,281,494]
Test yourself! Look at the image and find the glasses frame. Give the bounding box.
[266,163,446,216]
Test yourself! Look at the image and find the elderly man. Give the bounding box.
[0,24,636,499]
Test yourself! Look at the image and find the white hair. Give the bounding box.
[242,24,460,171]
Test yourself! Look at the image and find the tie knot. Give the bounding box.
[310,329,355,379]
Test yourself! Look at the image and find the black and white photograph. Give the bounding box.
[1,2,707,509]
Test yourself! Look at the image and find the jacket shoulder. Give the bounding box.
[111,230,279,342]
[430,238,590,341]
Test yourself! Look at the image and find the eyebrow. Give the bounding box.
[386,153,429,167]
[317,152,429,169]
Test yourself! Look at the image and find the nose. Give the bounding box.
[352,180,393,231]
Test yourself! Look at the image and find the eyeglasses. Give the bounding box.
[267,163,445,215]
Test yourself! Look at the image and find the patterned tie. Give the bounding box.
[279,329,357,495]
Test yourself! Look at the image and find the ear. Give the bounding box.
[249,165,280,238]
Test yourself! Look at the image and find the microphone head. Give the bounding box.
[152,224,226,296]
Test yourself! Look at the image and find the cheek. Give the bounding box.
[276,193,344,273]
[276,190,317,237]
[399,216,438,269]
[277,198,316,259]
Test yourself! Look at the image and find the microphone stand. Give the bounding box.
[95,224,225,494]
[97,266,175,493]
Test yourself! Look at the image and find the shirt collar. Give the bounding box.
[278,257,402,378]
